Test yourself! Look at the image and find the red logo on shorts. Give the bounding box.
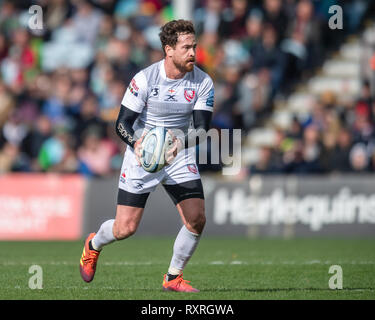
[187,164,198,174]
[184,88,195,102]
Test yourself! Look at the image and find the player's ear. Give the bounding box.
[165,44,174,57]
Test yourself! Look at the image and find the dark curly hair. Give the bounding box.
[159,19,195,55]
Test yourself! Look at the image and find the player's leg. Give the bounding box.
[176,197,206,234]
[92,189,149,249]
[79,141,160,282]
[162,179,205,292]
[167,197,205,273]
[79,189,149,283]
[91,204,145,250]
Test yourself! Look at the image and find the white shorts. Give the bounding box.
[118,146,201,194]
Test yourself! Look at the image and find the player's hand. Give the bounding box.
[165,130,183,165]
[134,133,146,166]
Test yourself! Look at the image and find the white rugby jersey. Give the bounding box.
[121,59,214,138]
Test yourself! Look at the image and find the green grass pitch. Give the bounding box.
[0,237,374,300]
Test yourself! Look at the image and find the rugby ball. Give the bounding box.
[140,127,173,173]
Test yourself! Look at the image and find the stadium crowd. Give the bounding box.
[249,81,375,174]
[0,0,373,177]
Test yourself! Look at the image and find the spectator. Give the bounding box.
[73,94,106,146]
[1,111,28,147]
[242,8,263,53]
[196,32,220,75]
[236,69,271,131]
[0,80,14,128]
[262,0,288,43]
[331,128,353,173]
[286,116,303,140]
[351,108,374,144]
[44,0,73,31]
[37,127,74,172]
[319,131,337,173]
[250,24,285,97]
[0,34,8,62]
[281,0,321,91]
[349,143,370,172]
[195,0,223,35]
[0,1,19,39]
[21,115,52,167]
[218,0,249,39]
[71,0,103,44]
[0,141,31,172]
[249,146,275,174]
[77,128,117,176]
[212,65,242,129]
[370,150,375,171]
[301,124,321,173]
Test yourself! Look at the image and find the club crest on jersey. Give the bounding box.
[184,88,196,102]
[187,164,198,174]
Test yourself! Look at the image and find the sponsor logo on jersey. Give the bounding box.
[206,88,214,107]
[150,85,160,98]
[128,78,139,97]
[187,164,198,174]
[184,88,196,102]
[164,94,177,102]
[168,88,176,94]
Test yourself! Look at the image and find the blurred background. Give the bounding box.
[0,0,375,240]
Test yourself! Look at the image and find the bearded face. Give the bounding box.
[167,33,196,73]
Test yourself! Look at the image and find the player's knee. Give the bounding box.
[187,213,206,235]
[126,223,138,237]
[197,214,206,233]
[113,222,138,240]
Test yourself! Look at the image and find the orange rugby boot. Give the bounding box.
[162,273,199,292]
[79,233,100,282]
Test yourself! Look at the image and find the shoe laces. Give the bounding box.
[175,274,192,288]
[83,249,99,265]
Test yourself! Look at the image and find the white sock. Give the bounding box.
[168,225,201,278]
[91,219,116,251]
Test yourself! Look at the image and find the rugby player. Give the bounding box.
[79,19,214,292]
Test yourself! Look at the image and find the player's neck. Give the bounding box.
[163,59,187,80]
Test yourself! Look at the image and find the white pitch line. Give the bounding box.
[8,286,126,290]
[1,261,375,266]
[5,286,374,292]
[209,261,224,265]
[0,261,163,266]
